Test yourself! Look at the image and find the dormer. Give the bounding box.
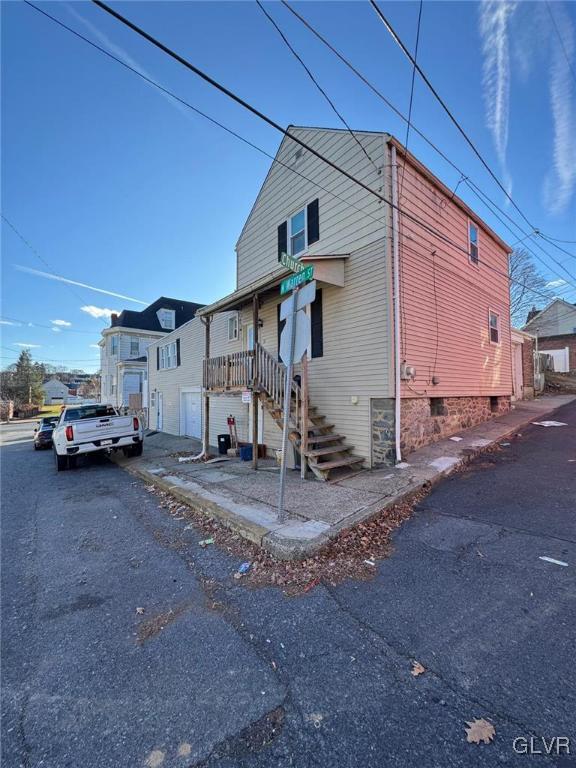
[156,308,176,331]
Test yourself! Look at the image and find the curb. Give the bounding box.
[115,397,572,560]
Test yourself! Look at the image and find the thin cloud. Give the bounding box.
[66,4,193,121]
[479,0,517,196]
[546,278,567,288]
[15,342,41,348]
[89,344,101,349]
[51,327,62,333]
[15,265,147,305]
[0,319,18,326]
[81,305,119,319]
[543,3,576,215]
[51,319,72,327]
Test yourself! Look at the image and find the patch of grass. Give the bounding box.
[39,405,64,418]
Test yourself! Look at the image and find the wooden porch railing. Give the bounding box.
[203,350,254,391]
[203,343,303,428]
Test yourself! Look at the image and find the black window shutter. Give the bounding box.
[307,199,319,245]
[176,338,181,366]
[277,303,286,360]
[156,347,160,370]
[311,289,323,358]
[277,221,287,261]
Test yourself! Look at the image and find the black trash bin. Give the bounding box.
[217,434,231,455]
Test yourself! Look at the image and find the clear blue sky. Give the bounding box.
[2,0,575,373]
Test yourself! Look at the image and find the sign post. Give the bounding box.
[277,287,298,522]
[277,254,316,522]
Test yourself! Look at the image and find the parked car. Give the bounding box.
[52,404,143,471]
[33,417,59,450]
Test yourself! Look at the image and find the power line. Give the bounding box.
[546,0,576,86]
[255,0,378,170]
[280,1,576,278]
[24,1,571,313]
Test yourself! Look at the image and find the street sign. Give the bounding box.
[241,390,251,404]
[280,265,314,295]
[280,280,316,320]
[280,252,306,274]
[279,309,310,365]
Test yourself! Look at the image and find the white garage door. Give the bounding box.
[541,347,569,373]
[181,391,201,438]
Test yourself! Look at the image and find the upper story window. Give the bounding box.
[130,338,139,357]
[110,335,118,355]
[227,314,239,341]
[158,340,180,369]
[278,199,320,261]
[290,209,306,256]
[469,221,479,265]
[489,310,500,344]
[157,308,176,330]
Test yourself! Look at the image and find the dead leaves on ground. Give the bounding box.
[465,718,495,745]
[410,661,426,677]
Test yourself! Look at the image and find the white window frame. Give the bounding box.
[150,390,156,408]
[157,308,176,331]
[468,220,479,266]
[489,309,500,345]
[110,376,117,395]
[129,337,139,357]
[159,341,177,369]
[288,205,308,258]
[227,314,239,341]
[110,335,119,355]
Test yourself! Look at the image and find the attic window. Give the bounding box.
[468,221,479,265]
[157,308,175,330]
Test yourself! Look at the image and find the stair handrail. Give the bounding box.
[255,343,303,429]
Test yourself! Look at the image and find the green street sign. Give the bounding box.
[280,252,306,274]
[280,265,314,295]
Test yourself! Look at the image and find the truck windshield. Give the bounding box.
[63,405,117,422]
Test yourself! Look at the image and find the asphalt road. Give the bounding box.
[1,403,575,767]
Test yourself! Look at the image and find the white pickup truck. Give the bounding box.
[52,404,144,471]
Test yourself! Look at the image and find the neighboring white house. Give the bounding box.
[523,298,576,373]
[42,378,71,405]
[99,296,204,408]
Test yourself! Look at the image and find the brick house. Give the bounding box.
[149,127,513,478]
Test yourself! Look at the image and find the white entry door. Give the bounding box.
[157,392,163,431]
[181,389,201,438]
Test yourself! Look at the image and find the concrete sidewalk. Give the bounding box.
[114,395,575,559]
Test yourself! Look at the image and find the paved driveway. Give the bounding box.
[1,403,574,767]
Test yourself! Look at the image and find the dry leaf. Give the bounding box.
[135,607,145,615]
[411,661,426,677]
[465,718,495,744]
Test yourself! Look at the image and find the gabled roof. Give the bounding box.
[109,297,205,332]
[234,125,511,254]
[522,298,576,330]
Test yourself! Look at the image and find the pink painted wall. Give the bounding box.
[395,150,513,399]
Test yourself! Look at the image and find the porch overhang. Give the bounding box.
[197,254,349,317]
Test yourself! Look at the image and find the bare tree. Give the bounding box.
[509,249,553,327]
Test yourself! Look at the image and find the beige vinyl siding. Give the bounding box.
[237,128,386,289]
[147,313,248,446]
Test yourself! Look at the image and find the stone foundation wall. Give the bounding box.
[370,398,396,467]
[401,395,511,454]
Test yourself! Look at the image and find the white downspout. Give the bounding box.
[391,144,402,463]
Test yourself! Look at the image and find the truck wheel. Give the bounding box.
[131,442,143,457]
[68,455,77,469]
[55,451,67,472]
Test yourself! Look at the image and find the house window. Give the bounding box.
[469,221,479,264]
[277,199,320,261]
[159,341,178,369]
[157,308,176,330]
[289,208,306,256]
[150,391,156,408]
[490,396,499,413]
[110,335,118,355]
[110,376,116,395]
[430,397,446,417]
[130,338,139,357]
[489,310,500,344]
[227,314,239,341]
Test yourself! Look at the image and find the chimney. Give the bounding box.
[111,313,119,325]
